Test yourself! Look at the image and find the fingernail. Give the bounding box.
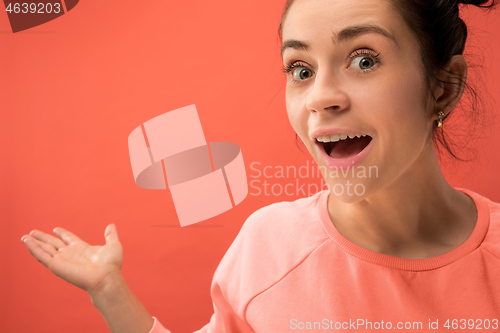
[53,228,58,233]
[21,236,26,242]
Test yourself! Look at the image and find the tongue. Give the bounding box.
[329,136,371,159]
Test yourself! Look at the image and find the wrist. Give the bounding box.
[89,269,125,308]
[88,270,155,333]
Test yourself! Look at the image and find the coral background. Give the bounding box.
[1,1,500,332]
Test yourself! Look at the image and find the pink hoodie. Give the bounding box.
[149,188,500,332]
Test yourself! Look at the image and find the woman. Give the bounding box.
[21,0,500,332]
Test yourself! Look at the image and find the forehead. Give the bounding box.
[282,0,404,42]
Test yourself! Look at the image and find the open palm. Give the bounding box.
[21,224,123,295]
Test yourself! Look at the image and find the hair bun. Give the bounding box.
[458,0,498,8]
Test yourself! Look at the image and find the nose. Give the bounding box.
[305,71,349,114]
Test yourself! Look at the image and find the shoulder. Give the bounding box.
[463,188,500,261]
[239,190,329,244]
[482,194,500,259]
[210,191,331,314]
[223,190,330,265]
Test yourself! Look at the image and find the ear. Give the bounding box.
[431,55,468,121]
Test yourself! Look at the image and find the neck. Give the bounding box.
[326,141,477,259]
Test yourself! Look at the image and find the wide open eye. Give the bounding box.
[348,49,381,73]
[352,56,376,71]
[293,67,314,81]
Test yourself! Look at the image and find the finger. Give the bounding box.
[104,224,120,245]
[53,227,82,245]
[22,236,53,267]
[34,238,58,256]
[29,229,66,250]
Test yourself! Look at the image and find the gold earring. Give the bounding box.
[435,111,444,128]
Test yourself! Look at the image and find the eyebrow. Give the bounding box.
[280,24,398,57]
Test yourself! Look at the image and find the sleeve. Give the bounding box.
[150,206,278,333]
[148,281,256,333]
[190,207,280,333]
[148,316,172,333]
[147,258,256,333]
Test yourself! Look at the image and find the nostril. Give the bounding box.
[324,105,341,112]
[309,105,340,113]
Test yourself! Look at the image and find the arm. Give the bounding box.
[88,208,269,333]
[20,224,169,333]
[21,223,254,333]
[89,271,158,333]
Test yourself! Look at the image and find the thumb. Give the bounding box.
[104,224,120,244]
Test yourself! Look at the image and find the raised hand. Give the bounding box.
[20,224,123,295]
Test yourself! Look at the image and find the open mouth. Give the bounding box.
[317,134,372,159]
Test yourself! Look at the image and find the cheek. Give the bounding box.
[361,68,428,131]
[286,88,308,135]
[393,64,428,116]
[353,68,430,170]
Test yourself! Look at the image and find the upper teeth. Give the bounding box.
[316,133,367,142]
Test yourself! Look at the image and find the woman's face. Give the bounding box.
[282,0,436,202]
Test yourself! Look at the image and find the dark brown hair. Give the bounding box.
[279,0,498,162]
